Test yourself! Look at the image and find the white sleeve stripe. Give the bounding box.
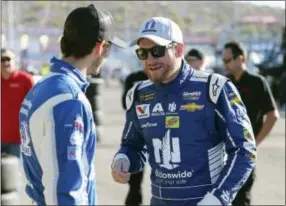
[215,109,226,122]
[211,149,239,194]
[209,158,223,171]
[208,145,223,158]
[211,166,223,177]
[209,150,222,161]
[215,109,236,148]
[208,142,223,154]
[29,93,73,205]
[209,154,222,165]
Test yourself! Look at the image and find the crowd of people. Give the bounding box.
[1,3,283,206]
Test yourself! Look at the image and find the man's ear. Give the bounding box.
[176,44,184,57]
[237,55,245,63]
[93,41,105,56]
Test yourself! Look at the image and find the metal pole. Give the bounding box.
[7,1,15,49]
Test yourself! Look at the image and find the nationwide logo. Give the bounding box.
[155,169,193,179]
[182,91,201,100]
[180,103,204,112]
[141,122,158,128]
[136,104,150,119]
[165,116,180,128]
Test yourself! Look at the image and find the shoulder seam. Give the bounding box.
[138,80,153,90]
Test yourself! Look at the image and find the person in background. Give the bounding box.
[1,48,34,158]
[185,48,205,71]
[222,41,280,206]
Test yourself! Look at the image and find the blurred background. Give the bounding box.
[1,1,285,205]
[1,1,285,100]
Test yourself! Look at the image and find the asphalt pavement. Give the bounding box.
[20,81,285,205]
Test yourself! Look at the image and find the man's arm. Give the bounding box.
[256,77,280,146]
[52,99,92,205]
[113,85,147,175]
[199,81,256,206]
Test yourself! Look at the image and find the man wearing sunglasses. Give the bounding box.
[111,17,256,206]
[19,4,126,205]
[185,48,205,71]
[1,48,34,200]
[1,48,34,159]
[222,41,279,206]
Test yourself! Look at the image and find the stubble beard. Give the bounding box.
[148,64,176,84]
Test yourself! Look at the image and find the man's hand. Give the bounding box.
[111,154,130,184]
[197,192,222,205]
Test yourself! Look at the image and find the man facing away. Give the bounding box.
[111,17,256,206]
[222,41,279,206]
[19,4,126,205]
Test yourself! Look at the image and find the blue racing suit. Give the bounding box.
[114,60,256,206]
[19,57,97,205]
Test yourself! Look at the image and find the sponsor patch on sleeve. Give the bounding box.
[67,146,81,160]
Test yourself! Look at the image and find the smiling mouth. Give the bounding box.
[149,66,161,71]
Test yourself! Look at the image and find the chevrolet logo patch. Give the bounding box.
[180,103,204,112]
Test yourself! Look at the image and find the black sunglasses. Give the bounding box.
[223,55,238,64]
[135,43,174,60]
[1,57,11,62]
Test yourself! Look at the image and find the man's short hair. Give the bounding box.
[60,4,125,59]
[185,49,204,61]
[224,41,246,58]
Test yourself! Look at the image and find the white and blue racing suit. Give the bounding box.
[19,57,97,205]
[114,60,256,206]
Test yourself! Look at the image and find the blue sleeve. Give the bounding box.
[115,104,147,173]
[209,81,256,205]
[53,99,93,205]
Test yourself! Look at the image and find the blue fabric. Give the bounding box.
[19,57,96,205]
[115,60,256,206]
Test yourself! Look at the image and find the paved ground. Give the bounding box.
[20,82,285,205]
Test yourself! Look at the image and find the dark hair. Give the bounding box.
[60,5,103,59]
[60,5,125,59]
[224,41,245,57]
[185,49,204,60]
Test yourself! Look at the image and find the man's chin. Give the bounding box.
[149,75,163,84]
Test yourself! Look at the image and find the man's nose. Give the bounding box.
[147,51,156,62]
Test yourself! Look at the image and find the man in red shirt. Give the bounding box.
[1,48,34,158]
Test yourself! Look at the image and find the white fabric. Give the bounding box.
[130,17,183,46]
